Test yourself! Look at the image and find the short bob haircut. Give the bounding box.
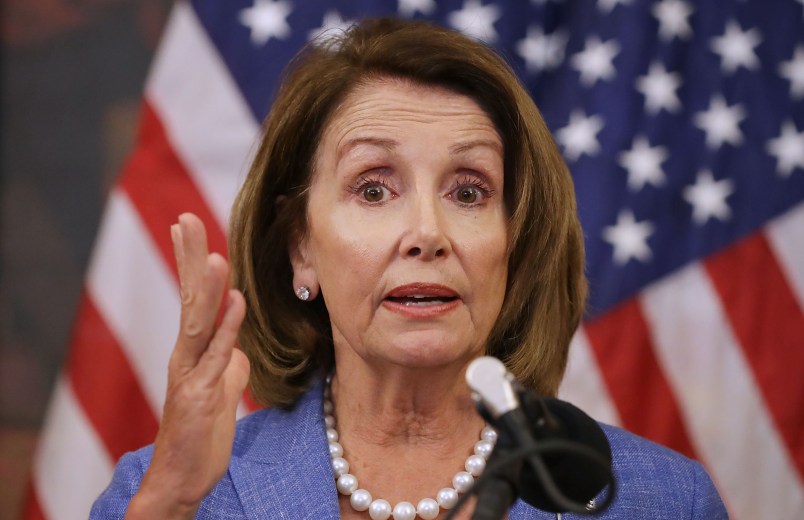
[229,17,587,408]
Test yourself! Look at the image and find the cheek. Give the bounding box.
[459,212,508,264]
[461,222,509,307]
[475,245,509,299]
[310,211,392,296]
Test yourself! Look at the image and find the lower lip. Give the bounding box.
[381,298,462,319]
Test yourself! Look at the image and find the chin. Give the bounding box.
[383,336,477,370]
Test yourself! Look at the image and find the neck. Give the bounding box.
[326,353,495,517]
[331,355,483,448]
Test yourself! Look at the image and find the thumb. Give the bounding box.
[226,349,251,409]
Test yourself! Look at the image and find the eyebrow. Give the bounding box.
[336,136,503,161]
[337,137,399,161]
[449,139,503,155]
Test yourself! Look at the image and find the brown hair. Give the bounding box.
[229,17,587,408]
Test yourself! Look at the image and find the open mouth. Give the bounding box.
[385,295,459,306]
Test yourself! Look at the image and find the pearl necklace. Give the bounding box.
[324,379,498,520]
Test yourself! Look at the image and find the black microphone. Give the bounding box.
[465,357,614,518]
[518,393,612,512]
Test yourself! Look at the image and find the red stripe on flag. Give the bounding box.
[584,299,698,459]
[65,293,159,462]
[118,101,261,415]
[705,232,804,478]
[19,479,46,520]
[119,100,260,418]
[119,101,229,280]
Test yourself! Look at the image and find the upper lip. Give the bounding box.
[385,283,459,299]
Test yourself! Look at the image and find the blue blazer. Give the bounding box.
[91,381,728,519]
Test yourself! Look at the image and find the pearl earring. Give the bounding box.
[295,286,311,301]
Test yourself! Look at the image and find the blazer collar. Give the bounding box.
[228,380,341,519]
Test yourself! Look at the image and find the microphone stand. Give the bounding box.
[462,357,616,519]
[471,431,520,520]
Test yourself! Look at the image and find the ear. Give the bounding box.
[288,229,320,300]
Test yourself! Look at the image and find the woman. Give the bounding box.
[92,18,727,520]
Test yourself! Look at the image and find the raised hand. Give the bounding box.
[127,213,250,519]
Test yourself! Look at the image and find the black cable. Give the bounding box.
[442,439,616,520]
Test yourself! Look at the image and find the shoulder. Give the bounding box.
[511,424,728,519]
[596,424,728,519]
[603,423,701,483]
[603,423,692,472]
[89,445,153,519]
[229,381,325,461]
[90,384,325,519]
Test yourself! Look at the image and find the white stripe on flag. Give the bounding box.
[559,328,622,426]
[146,1,260,228]
[640,263,804,519]
[87,189,181,416]
[766,201,804,310]
[236,401,252,420]
[33,378,113,520]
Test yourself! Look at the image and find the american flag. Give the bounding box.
[23,1,804,518]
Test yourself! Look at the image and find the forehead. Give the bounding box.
[319,78,502,156]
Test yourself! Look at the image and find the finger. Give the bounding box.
[173,253,230,370]
[195,289,247,385]
[225,349,251,410]
[177,213,210,306]
[171,223,185,284]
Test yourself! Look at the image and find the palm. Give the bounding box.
[129,214,250,518]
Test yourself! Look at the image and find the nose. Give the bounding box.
[399,195,452,260]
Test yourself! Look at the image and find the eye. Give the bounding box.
[362,184,387,202]
[348,176,395,204]
[455,186,480,204]
[449,176,495,206]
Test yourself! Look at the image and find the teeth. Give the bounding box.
[403,299,445,306]
[386,294,456,306]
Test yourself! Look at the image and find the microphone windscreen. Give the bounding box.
[517,393,612,512]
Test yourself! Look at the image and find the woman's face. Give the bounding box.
[292,78,508,370]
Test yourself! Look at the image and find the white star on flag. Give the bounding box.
[766,121,804,178]
[602,210,655,265]
[598,0,632,13]
[308,10,353,43]
[618,136,669,191]
[683,170,735,224]
[516,26,568,73]
[694,95,746,149]
[238,0,293,45]
[571,36,621,87]
[652,0,694,41]
[556,110,605,161]
[447,0,502,43]
[710,20,762,74]
[398,0,436,17]
[779,45,804,100]
[636,62,682,114]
